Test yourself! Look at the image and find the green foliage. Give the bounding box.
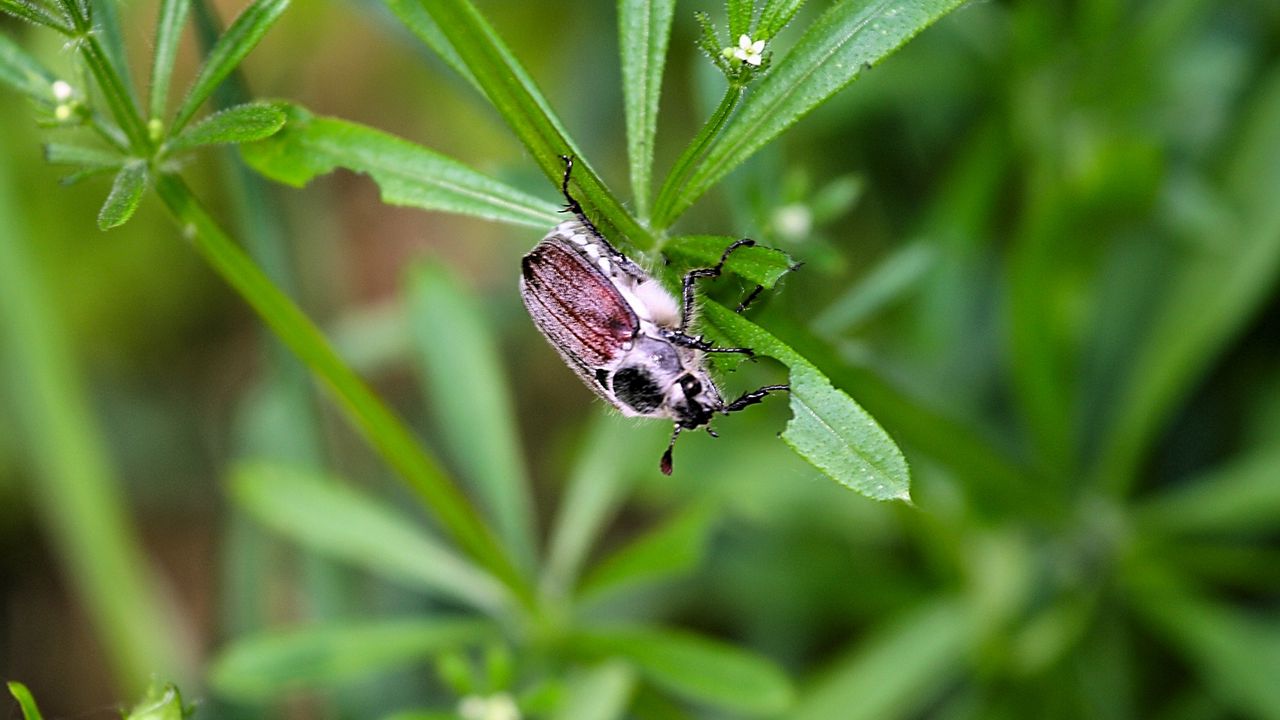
[7,682,44,720]
[243,105,561,228]
[7,0,1279,718]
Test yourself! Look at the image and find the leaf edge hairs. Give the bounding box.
[520,156,790,474]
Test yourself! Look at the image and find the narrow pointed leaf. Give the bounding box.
[166,101,286,152]
[578,503,716,602]
[386,0,479,91]
[408,263,537,571]
[0,32,57,101]
[242,104,561,228]
[125,683,185,720]
[0,0,68,31]
[1099,64,1280,488]
[149,0,191,121]
[231,462,511,615]
[409,0,655,250]
[702,301,910,501]
[210,618,494,701]
[571,626,794,715]
[7,682,45,720]
[91,0,137,103]
[98,161,148,230]
[618,0,674,218]
[1132,581,1280,720]
[757,0,806,38]
[663,234,797,288]
[727,0,753,38]
[667,0,967,220]
[542,412,665,599]
[787,599,970,720]
[171,0,289,133]
[1136,448,1280,536]
[44,142,122,169]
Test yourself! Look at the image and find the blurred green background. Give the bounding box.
[3,0,1280,718]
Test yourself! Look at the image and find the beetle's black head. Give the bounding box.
[670,372,719,429]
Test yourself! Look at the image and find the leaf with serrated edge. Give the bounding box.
[619,0,674,218]
[702,301,910,501]
[166,102,286,152]
[668,0,967,220]
[242,105,561,228]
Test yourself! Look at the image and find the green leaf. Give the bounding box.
[7,682,45,720]
[663,235,797,289]
[171,0,289,133]
[786,599,971,720]
[0,0,69,32]
[166,101,286,152]
[1136,448,1280,536]
[385,0,479,92]
[1131,580,1280,720]
[242,104,561,228]
[812,241,935,335]
[91,0,137,104]
[153,172,522,600]
[98,161,148,230]
[407,263,537,572]
[618,0,674,218]
[410,0,654,250]
[702,301,911,501]
[756,0,806,38]
[578,503,717,602]
[727,0,754,38]
[1098,63,1280,489]
[665,0,967,220]
[210,618,494,701]
[125,682,185,720]
[0,32,57,102]
[230,461,511,615]
[571,626,794,715]
[554,662,637,720]
[44,142,122,170]
[149,0,192,122]
[542,412,665,599]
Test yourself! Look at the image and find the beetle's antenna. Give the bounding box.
[660,425,682,475]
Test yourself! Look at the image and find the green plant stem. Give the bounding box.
[152,172,529,604]
[0,145,192,694]
[415,0,656,251]
[652,85,743,230]
[75,35,150,150]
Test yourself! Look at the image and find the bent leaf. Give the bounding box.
[668,0,967,220]
[7,682,45,720]
[210,618,493,700]
[166,101,286,152]
[242,104,561,228]
[702,301,910,501]
[571,626,794,715]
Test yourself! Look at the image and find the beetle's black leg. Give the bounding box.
[723,384,789,414]
[680,238,757,330]
[662,329,755,358]
[660,425,682,475]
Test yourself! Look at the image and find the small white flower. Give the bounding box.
[51,80,73,101]
[733,34,766,66]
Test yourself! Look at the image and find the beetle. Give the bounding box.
[520,156,788,474]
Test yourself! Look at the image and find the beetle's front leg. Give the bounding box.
[680,238,760,330]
